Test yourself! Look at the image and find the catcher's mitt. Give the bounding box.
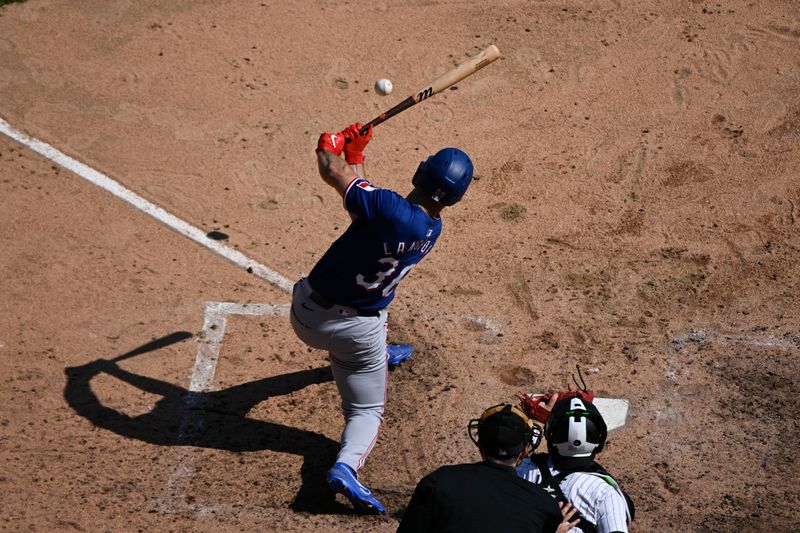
[517,365,595,424]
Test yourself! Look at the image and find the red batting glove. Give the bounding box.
[317,131,346,156]
[342,123,373,165]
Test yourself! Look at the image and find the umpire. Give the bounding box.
[398,404,565,533]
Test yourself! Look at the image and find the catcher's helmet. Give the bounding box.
[468,403,541,460]
[411,148,473,206]
[545,397,607,469]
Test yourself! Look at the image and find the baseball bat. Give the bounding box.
[358,44,502,135]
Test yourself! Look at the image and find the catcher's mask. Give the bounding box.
[545,397,607,469]
[468,403,542,459]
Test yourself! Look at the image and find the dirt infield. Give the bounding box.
[1,1,799,531]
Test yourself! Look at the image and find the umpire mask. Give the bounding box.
[468,403,541,460]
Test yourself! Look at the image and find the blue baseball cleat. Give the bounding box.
[327,462,385,514]
[387,344,413,366]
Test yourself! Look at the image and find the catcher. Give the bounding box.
[516,383,635,533]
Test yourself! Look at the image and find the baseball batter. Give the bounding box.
[290,122,474,514]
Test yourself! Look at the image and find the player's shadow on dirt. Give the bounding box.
[63,331,349,514]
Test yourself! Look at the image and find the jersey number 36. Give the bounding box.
[356,258,413,297]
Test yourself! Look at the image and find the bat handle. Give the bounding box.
[355,95,417,137]
[358,118,380,135]
[343,118,379,143]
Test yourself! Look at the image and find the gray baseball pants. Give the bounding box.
[290,278,388,472]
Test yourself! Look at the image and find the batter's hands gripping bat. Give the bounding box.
[357,44,502,135]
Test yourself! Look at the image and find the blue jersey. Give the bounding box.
[308,178,442,311]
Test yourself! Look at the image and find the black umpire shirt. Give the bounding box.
[397,460,563,533]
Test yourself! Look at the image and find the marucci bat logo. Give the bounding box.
[417,87,433,101]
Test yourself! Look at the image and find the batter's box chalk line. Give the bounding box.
[158,301,289,516]
[671,327,800,351]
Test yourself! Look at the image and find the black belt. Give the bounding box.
[309,290,381,317]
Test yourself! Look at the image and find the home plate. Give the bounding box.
[593,398,629,431]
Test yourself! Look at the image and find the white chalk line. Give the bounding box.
[157,302,289,515]
[0,117,293,293]
[672,328,799,350]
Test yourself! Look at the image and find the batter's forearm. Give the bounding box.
[317,149,357,196]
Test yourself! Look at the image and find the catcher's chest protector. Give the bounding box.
[531,453,635,532]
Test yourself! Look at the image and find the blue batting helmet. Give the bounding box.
[411,148,474,206]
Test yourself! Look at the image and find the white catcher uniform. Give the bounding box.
[517,455,632,533]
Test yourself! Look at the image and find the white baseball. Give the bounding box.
[375,78,393,96]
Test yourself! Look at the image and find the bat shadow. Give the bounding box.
[63,331,350,515]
